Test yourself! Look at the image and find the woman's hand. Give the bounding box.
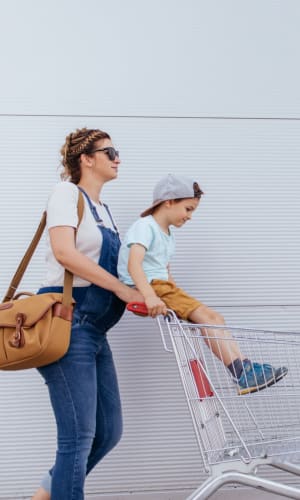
[145,295,167,318]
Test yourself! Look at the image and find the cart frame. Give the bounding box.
[156,310,300,499]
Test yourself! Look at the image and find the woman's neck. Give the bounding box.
[77,180,103,204]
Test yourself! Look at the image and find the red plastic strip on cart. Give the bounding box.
[126,302,149,317]
[189,359,214,400]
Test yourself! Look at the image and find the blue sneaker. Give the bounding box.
[237,360,288,395]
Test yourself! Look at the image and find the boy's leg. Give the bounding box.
[151,280,288,393]
[188,305,288,394]
[188,305,246,367]
[151,280,244,367]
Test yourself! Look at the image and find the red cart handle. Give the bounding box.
[126,302,149,317]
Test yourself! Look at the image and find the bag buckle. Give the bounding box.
[9,313,26,348]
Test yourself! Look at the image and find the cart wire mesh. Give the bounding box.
[157,311,300,471]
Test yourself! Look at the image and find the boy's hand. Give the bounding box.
[145,295,167,318]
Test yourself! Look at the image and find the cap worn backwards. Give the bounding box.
[141,173,203,218]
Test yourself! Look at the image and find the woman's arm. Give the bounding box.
[128,243,167,317]
[50,226,142,304]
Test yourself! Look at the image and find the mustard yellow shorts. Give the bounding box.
[151,279,202,320]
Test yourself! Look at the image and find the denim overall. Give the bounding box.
[38,188,126,500]
[74,188,125,329]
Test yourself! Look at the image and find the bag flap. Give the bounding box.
[0,292,73,327]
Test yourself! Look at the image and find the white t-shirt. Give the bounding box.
[41,182,117,287]
[117,215,176,285]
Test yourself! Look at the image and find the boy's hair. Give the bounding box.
[141,174,203,217]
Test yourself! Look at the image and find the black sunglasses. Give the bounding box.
[91,147,119,161]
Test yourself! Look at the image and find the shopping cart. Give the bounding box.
[127,303,300,499]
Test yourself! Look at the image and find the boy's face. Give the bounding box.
[166,197,200,227]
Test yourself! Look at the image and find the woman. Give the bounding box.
[32,128,142,500]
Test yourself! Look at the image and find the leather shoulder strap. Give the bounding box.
[62,190,84,306]
[2,189,84,304]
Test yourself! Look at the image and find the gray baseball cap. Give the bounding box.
[141,173,203,217]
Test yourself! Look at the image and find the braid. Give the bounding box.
[63,132,73,164]
[60,128,110,184]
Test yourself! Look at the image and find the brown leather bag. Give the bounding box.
[0,191,84,370]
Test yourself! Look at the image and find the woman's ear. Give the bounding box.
[80,153,93,169]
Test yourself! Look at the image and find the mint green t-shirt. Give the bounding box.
[118,215,176,285]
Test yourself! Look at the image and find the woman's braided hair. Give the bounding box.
[60,128,111,184]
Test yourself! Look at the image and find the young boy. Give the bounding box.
[118,173,288,395]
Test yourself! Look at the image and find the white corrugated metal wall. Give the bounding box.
[0,1,300,499]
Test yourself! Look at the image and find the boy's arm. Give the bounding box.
[128,243,167,317]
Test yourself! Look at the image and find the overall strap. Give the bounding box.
[2,190,84,304]
[78,187,118,232]
[78,187,103,224]
[103,203,119,234]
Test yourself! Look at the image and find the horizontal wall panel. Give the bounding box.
[0,115,300,498]
[0,307,299,498]
[0,116,299,306]
[0,0,300,118]
[0,116,300,500]
[1,0,300,495]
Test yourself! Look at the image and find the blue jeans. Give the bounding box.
[38,315,123,500]
[38,190,126,498]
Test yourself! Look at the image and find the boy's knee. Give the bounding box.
[189,306,225,325]
[212,312,225,325]
[202,309,225,325]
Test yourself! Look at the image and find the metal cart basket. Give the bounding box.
[155,310,300,499]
